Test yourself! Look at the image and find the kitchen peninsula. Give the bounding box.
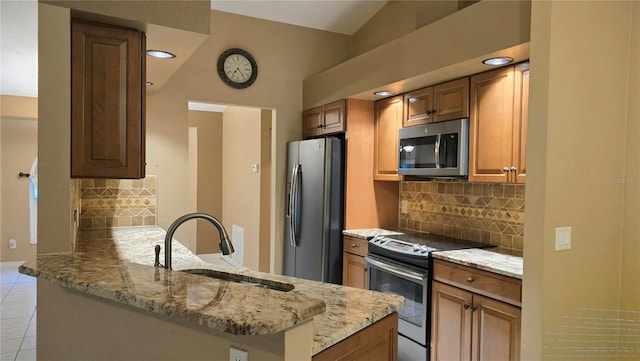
[19,226,404,361]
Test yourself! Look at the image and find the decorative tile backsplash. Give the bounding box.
[79,177,157,229]
[399,180,524,254]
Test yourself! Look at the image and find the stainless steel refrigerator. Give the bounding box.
[284,137,343,284]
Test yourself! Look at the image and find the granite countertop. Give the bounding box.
[19,226,405,355]
[342,228,403,240]
[432,248,523,279]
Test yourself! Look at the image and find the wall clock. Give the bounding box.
[217,48,258,89]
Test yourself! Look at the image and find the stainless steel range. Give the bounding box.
[365,233,494,361]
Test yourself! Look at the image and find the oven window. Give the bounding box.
[369,267,424,328]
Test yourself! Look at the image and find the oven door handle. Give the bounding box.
[365,256,425,282]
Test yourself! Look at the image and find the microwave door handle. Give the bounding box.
[365,256,425,282]
[434,134,442,169]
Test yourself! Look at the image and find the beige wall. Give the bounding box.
[146,10,351,273]
[188,110,223,254]
[622,0,640,311]
[0,116,38,262]
[221,106,261,270]
[523,1,638,359]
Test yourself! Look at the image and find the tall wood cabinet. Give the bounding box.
[374,96,403,181]
[71,20,146,179]
[431,259,521,361]
[403,77,469,127]
[303,99,345,138]
[468,63,529,183]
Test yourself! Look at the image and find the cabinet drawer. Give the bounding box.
[343,236,368,257]
[433,259,521,306]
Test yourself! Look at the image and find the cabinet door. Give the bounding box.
[431,281,473,361]
[321,99,346,134]
[433,77,469,123]
[403,86,434,127]
[512,63,529,183]
[343,252,368,289]
[472,294,521,361]
[71,20,145,179]
[374,96,403,181]
[303,106,322,138]
[469,66,515,183]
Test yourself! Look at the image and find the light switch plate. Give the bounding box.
[555,226,572,251]
[401,200,408,214]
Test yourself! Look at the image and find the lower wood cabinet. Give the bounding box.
[431,260,521,361]
[313,312,398,361]
[342,236,368,289]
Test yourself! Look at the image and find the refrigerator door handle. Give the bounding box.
[289,163,300,247]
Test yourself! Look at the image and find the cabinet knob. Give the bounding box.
[466,277,474,283]
[510,166,517,172]
[463,304,470,310]
[503,167,510,172]
[351,243,357,248]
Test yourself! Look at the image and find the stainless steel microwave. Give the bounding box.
[398,118,469,177]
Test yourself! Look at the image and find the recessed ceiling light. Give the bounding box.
[482,57,514,66]
[146,81,154,86]
[374,91,394,97]
[146,50,176,59]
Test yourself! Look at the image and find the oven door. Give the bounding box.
[365,255,429,346]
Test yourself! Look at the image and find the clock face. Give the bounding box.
[217,48,258,89]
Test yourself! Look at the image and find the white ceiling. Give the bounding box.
[0,0,386,98]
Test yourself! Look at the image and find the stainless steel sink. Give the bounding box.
[180,268,294,292]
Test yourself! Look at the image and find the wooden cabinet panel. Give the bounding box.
[469,63,529,183]
[469,66,514,183]
[313,313,398,361]
[403,87,434,127]
[402,77,469,127]
[472,294,521,361]
[303,107,323,138]
[302,99,345,138]
[71,20,145,179]
[343,236,368,257]
[343,252,368,289]
[431,281,473,361]
[433,77,469,123]
[374,96,403,181]
[433,259,521,306]
[513,63,529,183]
[432,260,522,361]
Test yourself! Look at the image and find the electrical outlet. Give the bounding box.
[229,347,248,361]
[9,239,17,249]
[401,200,408,214]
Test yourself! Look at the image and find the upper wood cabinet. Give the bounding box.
[71,20,146,179]
[431,260,522,361]
[302,99,345,138]
[374,96,403,181]
[468,63,529,183]
[403,77,469,127]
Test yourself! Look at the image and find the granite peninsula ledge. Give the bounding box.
[19,226,405,355]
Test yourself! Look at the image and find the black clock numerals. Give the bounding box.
[217,48,258,89]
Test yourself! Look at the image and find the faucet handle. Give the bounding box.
[154,245,163,268]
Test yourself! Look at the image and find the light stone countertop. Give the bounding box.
[19,226,405,355]
[431,248,523,279]
[342,228,403,240]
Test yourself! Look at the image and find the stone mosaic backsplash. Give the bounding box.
[79,176,157,229]
[399,180,524,254]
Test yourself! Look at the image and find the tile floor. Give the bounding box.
[0,262,36,361]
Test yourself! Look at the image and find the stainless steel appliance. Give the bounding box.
[284,138,343,284]
[366,233,493,361]
[398,118,469,177]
